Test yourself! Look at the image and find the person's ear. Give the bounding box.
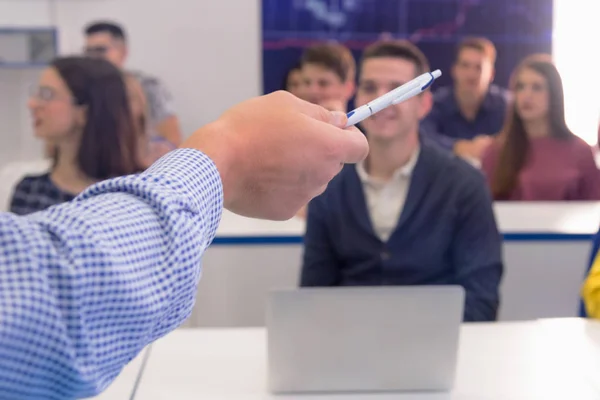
[418,91,433,120]
[451,63,458,82]
[74,105,88,129]
[343,79,356,102]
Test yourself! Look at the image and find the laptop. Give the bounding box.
[266,286,465,394]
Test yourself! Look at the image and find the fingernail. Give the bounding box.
[330,111,347,127]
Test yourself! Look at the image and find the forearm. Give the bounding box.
[0,149,222,399]
[299,262,339,286]
[420,128,456,152]
[454,185,503,322]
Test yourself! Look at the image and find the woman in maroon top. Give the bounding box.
[481,54,600,201]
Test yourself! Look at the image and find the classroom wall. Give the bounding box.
[0,0,262,164]
[1,0,598,162]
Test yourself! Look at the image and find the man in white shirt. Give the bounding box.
[300,40,503,322]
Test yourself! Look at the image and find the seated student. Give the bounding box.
[481,54,600,201]
[10,56,143,215]
[300,40,503,322]
[300,42,356,112]
[422,37,509,160]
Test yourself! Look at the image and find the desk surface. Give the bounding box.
[107,318,600,400]
[214,203,600,243]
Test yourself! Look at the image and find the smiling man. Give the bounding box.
[300,40,503,322]
[300,42,356,112]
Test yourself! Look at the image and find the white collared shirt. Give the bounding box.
[355,146,420,242]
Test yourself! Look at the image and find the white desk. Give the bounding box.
[188,203,600,327]
[126,318,600,399]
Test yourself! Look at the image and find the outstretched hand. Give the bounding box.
[182,91,369,220]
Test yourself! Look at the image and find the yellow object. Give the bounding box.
[582,250,600,319]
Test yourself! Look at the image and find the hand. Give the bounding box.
[318,99,347,113]
[295,205,308,219]
[454,135,494,160]
[182,91,369,220]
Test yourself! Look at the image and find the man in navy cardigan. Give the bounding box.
[300,40,503,322]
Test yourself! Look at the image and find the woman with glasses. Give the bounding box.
[9,56,144,215]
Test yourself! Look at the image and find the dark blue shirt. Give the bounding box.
[300,140,503,322]
[421,84,511,149]
[10,173,75,215]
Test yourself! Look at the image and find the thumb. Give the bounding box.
[338,126,370,164]
[328,111,348,128]
[301,100,348,128]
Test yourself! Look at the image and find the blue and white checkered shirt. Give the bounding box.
[0,149,223,399]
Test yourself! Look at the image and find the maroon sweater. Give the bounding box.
[481,136,600,201]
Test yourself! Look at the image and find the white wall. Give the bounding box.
[553,0,600,146]
[0,0,261,165]
[0,0,53,26]
[54,0,262,136]
[1,0,597,163]
[0,0,54,164]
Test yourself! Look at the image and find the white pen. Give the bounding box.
[344,69,442,128]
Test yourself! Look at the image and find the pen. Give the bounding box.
[344,69,442,128]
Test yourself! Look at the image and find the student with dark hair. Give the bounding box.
[300,40,503,322]
[481,54,600,201]
[300,42,356,112]
[10,56,144,215]
[83,20,182,157]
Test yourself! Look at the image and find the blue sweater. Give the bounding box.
[300,141,503,322]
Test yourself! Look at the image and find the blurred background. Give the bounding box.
[0,0,598,166]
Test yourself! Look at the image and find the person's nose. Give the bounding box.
[304,83,320,102]
[27,96,41,111]
[375,87,388,98]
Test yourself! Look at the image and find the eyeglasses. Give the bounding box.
[84,46,109,57]
[29,85,74,104]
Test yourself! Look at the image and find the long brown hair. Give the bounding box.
[491,54,574,199]
[51,56,143,179]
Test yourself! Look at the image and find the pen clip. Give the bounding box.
[420,73,435,91]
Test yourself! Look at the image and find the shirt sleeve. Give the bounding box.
[300,195,342,286]
[451,170,503,322]
[420,107,457,152]
[0,148,223,399]
[141,76,176,125]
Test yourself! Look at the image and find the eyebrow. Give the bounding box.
[359,79,407,88]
